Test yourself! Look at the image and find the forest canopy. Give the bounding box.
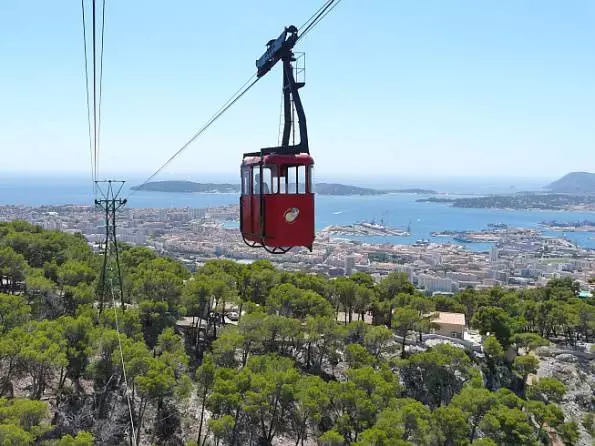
[0,220,592,445]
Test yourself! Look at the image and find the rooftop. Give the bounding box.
[432,311,466,326]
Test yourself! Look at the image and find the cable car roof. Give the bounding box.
[242,153,314,166]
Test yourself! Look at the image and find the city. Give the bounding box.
[2,202,593,296]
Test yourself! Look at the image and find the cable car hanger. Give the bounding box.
[131,0,343,254]
[245,25,308,157]
[240,25,315,254]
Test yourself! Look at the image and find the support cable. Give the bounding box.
[133,0,343,191]
[298,0,333,33]
[97,0,107,180]
[81,0,94,183]
[92,0,98,182]
[297,0,343,42]
[81,0,107,186]
[131,74,260,194]
[110,278,137,446]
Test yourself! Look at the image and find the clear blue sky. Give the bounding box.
[0,0,593,183]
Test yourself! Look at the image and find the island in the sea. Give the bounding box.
[131,181,438,196]
[131,181,239,193]
[417,193,595,211]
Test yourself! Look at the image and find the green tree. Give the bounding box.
[266,284,333,319]
[480,406,538,446]
[512,354,539,397]
[482,336,504,390]
[0,397,49,443]
[472,307,517,348]
[0,293,30,334]
[363,325,394,360]
[319,429,346,446]
[291,375,329,446]
[135,356,191,445]
[326,380,376,443]
[139,299,177,349]
[59,315,94,396]
[525,400,564,441]
[434,405,469,446]
[527,376,566,403]
[345,343,374,369]
[54,432,95,446]
[377,273,414,327]
[456,288,487,321]
[470,439,497,446]
[335,277,358,324]
[18,320,67,399]
[212,327,245,368]
[303,316,341,372]
[512,332,549,353]
[196,354,216,445]
[392,308,419,358]
[361,399,435,446]
[559,422,579,446]
[0,424,33,445]
[450,386,498,441]
[242,355,299,445]
[0,328,27,396]
[0,246,28,294]
[400,344,474,407]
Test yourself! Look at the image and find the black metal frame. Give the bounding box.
[94,180,127,313]
[240,25,310,254]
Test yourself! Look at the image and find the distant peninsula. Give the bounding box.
[131,181,438,196]
[131,181,239,193]
[418,193,595,211]
[546,172,595,194]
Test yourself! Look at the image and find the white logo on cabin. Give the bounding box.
[284,208,300,223]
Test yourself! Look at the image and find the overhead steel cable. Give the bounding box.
[297,0,343,42]
[131,73,260,194]
[92,0,98,182]
[133,0,344,192]
[110,278,137,446]
[298,0,334,35]
[81,0,94,183]
[81,0,107,186]
[97,0,106,182]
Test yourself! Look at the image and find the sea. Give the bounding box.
[1,176,594,252]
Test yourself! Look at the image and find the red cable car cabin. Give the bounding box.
[240,25,315,253]
[240,154,314,253]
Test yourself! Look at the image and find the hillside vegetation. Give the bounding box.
[0,220,593,445]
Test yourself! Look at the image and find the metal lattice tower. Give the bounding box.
[95,180,127,314]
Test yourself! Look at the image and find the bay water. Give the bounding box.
[1,178,593,251]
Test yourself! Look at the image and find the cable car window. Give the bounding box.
[253,167,264,195]
[297,165,306,194]
[270,166,279,194]
[241,167,251,195]
[262,167,273,194]
[279,171,287,194]
[308,165,314,193]
[285,166,298,194]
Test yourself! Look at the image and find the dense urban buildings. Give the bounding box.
[2,203,593,295]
